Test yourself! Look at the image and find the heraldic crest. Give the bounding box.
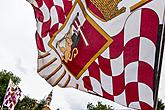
[87,0,126,21]
[56,13,80,63]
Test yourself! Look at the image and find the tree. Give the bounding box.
[87,101,113,110]
[0,70,21,108]
[14,96,46,110]
[14,96,37,110]
[34,99,46,110]
[157,99,165,110]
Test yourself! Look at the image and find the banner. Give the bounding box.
[28,0,165,109]
[2,79,22,110]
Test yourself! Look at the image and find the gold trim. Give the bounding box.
[61,75,71,88]
[38,52,50,59]
[45,64,62,80]
[37,57,57,72]
[75,84,79,89]
[87,8,106,22]
[49,0,113,80]
[52,70,66,86]
[130,0,150,11]
[87,0,126,22]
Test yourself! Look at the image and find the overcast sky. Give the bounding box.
[0,0,165,110]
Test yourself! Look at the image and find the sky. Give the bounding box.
[0,0,165,110]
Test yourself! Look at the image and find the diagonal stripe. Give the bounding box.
[75,84,79,89]
[45,64,62,80]
[52,70,66,86]
[37,57,57,72]
[38,52,50,59]
[61,75,71,88]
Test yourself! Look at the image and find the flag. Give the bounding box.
[27,0,165,109]
[3,79,22,110]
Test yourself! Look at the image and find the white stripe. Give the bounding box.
[114,90,127,106]
[36,21,42,36]
[111,52,124,76]
[124,9,141,46]
[139,37,156,68]
[90,77,103,96]
[47,67,65,84]
[125,61,139,86]
[42,35,51,51]
[39,2,50,22]
[138,83,153,107]
[100,47,110,59]
[129,101,141,109]
[50,6,59,28]
[39,59,61,78]
[100,69,113,95]
[53,0,64,10]
[38,50,59,69]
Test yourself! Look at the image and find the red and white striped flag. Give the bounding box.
[27,0,165,109]
[3,79,22,110]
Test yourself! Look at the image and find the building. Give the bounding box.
[42,90,53,110]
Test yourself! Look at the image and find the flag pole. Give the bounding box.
[154,3,165,110]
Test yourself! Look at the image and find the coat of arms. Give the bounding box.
[86,0,126,21]
[56,13,80,63]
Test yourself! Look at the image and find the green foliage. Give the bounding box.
[0,70,21,107]
[87,101,113,110]
[157,99,165,110]
[14,96,46,110]
[15,96,37,110]
[34,99,46,110]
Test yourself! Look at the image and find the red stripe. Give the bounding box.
[102,89,114,101]
[55,5,66,24]
[35,0,43,8]
[63,0,72,16]
[32,5,44,22]
[83,76,93,91]
[49,23,59,38]
[36,32,46,52]
[43,0,54,11]
[110,30,124,59]
[138,61,154,89]
[41,19,51,38]
[124,37,140,67]
[88,61,101,83]
[140,101,153,110]
[112,73,125,96]
[140,8,159,45]
[98,56,112,76]
[125,82,139,106]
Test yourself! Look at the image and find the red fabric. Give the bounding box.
[112,73,125,96]
[138,61,154,89]
[88,61,101,82]
[140,9,159,45]
[41,19,51,38]
[30,0,160,109]
[55,5,66,24]
[124,37,140,67]
[64,20,107,77]
[140,101,153,110]
[36,32,46,52]
[98,56,112,76]
[125,83,139,105]
[83,76,93,91]
[110,30,124,59]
